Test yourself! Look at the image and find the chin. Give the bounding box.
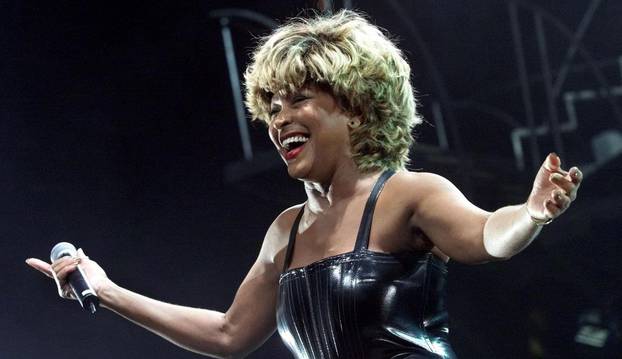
[286,159,315,182]
[286,163,309,180]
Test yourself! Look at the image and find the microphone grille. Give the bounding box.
[50,242,77,261]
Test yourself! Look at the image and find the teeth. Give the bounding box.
[282,135,309,150]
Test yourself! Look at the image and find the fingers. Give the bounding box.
[542,153,573,177]
[549,166,582,201]
[531,154,582,224]
[568,167,582,200]
[60,285,76,300]
[51,256,80,284]
[550,172,574,194]
[543,198,559,218]
[538,189,569,217]
[569,167,583,185]
[545,155,583,185]
[552,189,571,209]
[25,258,54,278]
[52,257,83,300]
[26,256,79,300]
[543,153,561,172]
[542,188,571,217]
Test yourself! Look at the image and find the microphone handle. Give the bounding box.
[66,259,99,314]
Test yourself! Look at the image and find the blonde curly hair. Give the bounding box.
[244,10,421,171]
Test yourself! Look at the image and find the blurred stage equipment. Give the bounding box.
[574,305,621,357]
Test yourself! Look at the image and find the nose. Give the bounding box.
[269,108,293,147]
[271,109,291,131]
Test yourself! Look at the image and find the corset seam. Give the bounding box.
[304,267,325,359]
[420,253,435,353]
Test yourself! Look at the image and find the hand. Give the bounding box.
[526,153,582,223]
[25,248,110,300]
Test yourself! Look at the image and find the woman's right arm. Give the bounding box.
[25,208,296,358]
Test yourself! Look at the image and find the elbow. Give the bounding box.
[216,338,247,359]
[482,240,515,261]
[451,239,513,264]
[484,251,513,262]
[199,339,244,359]
[191,322,244,359]
[482,235,530,261]
[210,322,250,359]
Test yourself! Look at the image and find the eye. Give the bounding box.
[292,94,308,103]
[269,107,280,118]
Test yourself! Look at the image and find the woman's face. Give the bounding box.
[268,84,355,183]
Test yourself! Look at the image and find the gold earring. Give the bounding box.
[348,119,360,129]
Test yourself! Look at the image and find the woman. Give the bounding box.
[26,10,581,358]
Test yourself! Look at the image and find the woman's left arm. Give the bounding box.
[409,153,582,264]
[483,153,582,259]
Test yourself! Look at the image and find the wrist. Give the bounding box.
[97,278,121,309]
[524,203,553,226]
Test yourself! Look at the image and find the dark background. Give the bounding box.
[4,0,622,358]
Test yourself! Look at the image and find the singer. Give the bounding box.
[26,10,582,358]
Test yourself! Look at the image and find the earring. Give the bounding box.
[348,119,360,129]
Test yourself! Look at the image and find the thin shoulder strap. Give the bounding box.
[353,170,395,252]
[282,206,305,272]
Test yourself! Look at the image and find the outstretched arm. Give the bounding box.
[410,153,582,264]
[99,250,281,358]
[25,209,295,358]
[483,153,582,259]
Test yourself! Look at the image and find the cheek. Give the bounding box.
[268,127,276,144]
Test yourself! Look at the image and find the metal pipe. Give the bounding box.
[509,1,541,169]
[209,9,278,29]
[512,0,622,128]
[220,17,253,161]
[386,0,468,177]
[535,13,565,158]
[431,101,449,150]
[552,0,602,97]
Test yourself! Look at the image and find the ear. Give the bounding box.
[347,117,361,129]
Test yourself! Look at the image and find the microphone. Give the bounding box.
[50,242,99,314]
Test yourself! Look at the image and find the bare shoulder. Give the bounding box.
[390,171,455,188]
[386,171,460,208]
[387,171,491,263]
[257,203,305,267]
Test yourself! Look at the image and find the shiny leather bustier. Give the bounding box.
[276,170,456,359]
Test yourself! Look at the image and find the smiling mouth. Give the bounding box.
[284,143,306,160]
[279,135,309,161]
[281,135,309,151]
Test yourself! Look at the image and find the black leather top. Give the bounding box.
[276,170,456,358]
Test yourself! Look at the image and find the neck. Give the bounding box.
[304,164,381,214]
